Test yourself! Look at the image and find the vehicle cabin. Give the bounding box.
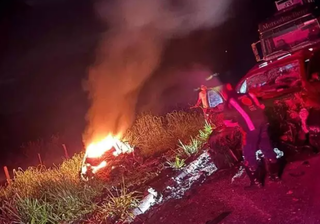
[236,1,320,100]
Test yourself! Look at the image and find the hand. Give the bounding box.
[259,104,265,110]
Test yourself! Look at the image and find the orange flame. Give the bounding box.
[85,133,133,159]
[85,134,122,159]
[81,134,134,180]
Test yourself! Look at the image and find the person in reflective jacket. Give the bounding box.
[220,84,283,189]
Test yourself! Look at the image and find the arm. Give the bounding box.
[191,93,202,108]
[195,97,202,107]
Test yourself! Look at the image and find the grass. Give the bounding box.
[0,110,207,223]
[94,180,142,223]
[0,153,107,223]
[124,111,204,157]
[166,156,186,170]
[0,110,244,223]
[177,137,202,157]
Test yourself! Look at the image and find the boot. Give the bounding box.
[244,166,263,190]
[265,159,281,182]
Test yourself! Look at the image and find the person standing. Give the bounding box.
[220,84,282,189]
[191,85,210,119]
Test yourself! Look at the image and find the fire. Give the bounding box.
[85,134,122,159]
[81,134,134,180]
[85,134,134,158]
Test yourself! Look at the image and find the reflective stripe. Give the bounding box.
[229,98,256,131]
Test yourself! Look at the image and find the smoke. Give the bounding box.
[83,0,234,145]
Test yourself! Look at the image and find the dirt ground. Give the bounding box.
[135,155,320,224]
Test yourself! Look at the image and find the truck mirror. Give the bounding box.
[251,41,262,62]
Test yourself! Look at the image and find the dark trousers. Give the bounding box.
[243,123,277,169]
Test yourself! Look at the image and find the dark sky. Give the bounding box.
[0,0,276,164]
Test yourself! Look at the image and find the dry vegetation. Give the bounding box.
[0,154,105,223]
[0,110,212,223]
[124,111,205,157]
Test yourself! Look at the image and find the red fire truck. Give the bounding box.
[235,0,320,101]
[231,0,320,152]
[202,1,320,152]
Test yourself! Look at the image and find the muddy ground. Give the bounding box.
[134,155,320,224]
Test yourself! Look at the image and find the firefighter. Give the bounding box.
[191,85,210,119]
[220,84,282,189]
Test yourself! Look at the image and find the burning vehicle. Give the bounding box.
[79,135,220,222]
[80,135,135,181]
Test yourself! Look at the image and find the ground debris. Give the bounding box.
[135,155,320,224]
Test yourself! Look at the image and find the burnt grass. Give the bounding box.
[132,153,320,224]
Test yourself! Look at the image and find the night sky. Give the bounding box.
[0,0,276,166]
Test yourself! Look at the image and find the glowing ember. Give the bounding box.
[92,161,107,174]
[80,134,134,181]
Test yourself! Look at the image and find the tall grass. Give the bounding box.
[124,111,204,157]
[94,180,142,223]
[0,154,105,223]
[0,110,206,223]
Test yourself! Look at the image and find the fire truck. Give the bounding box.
[235,0,320,100]
[202,1,320,152]
[230,0,320,152]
